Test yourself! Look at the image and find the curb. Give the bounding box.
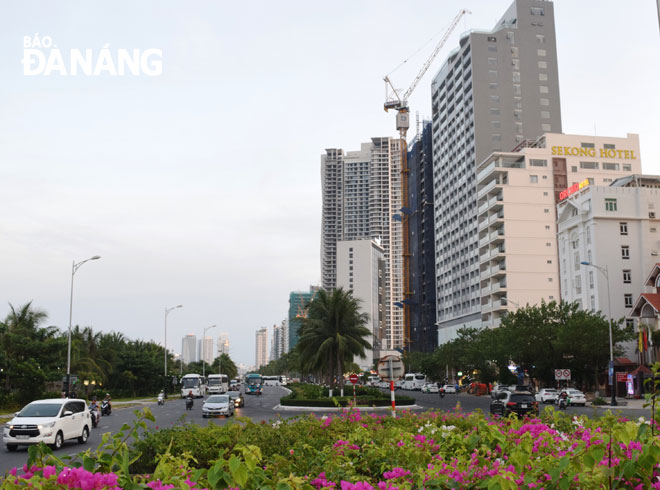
[272,404,422,412]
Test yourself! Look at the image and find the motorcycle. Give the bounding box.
[89,406,100,428]
[101,399,112,416]
[157,393,165,405]
[439,388,446,398]
[185,397,194,410]
[557,396,568,410]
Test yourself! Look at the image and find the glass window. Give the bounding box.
[537,49,547,57]
[539,86,549,94]
[623,270,631,284]
[620,222,628,235]
[621,245,629,259]
[512,71,521,82]
[530,175,538,183]
[623,164,632,171]
[538,61,547,69]
[541,111,550,119]
[603,162,620,171]
[539,73,548,81]
[624,294,633,308]
[606,199,617,211]
[604,144,616,150]
[531,7,545,15]
[580,161,599,169]
[540,98,549,106]
[589,271,594,289]
[488,57,497,66]
[581,142,595,149]
[542,124,552,131]
[530,159,547,167]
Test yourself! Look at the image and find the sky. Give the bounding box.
[0,1,658,367]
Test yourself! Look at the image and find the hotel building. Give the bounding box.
[478,132,641,327]
[432,0,562,343]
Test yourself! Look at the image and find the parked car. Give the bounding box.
[3,398,91,451]
[378,381,390,389]
[394,380,404,390]
[442,384,457,394]
[536,388,558,404]
[202,394,235,418]
[228,390,244,408]
[421,383,439,394]
[490,384,509,399]
[561,389,586,407]
[490,391,539,418]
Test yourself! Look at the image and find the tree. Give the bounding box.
[297,288,371,389]
[209,353,238,380]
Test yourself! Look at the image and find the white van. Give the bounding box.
[367,375,381,387]
[401,373,426,390]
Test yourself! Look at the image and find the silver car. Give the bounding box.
[202,395,235,418]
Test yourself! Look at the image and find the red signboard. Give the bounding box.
[616,372,628,383]
[349,374,359,385]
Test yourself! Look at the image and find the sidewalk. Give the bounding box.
[588,398,647,410]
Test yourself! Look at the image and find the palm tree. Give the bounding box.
[297,288,371,390]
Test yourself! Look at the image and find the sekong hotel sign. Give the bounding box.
[551,146,637,160]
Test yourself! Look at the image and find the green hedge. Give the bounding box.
[279,396,414,407]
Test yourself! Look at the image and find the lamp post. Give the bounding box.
[164,305,183,395]
[202,325,217,379]
[581,261,617,406]
[67,255,101,397]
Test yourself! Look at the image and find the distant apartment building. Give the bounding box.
[281,317,289,355]
[181,334,196,364]
[336,238,386,370]
[432,0,562,344]
[199,336,214,365]
[288,287,318,351]
[477,132,641,326]
[408,121,437,351]
[255,327,268,369]
[270,324,282,362]
[321,137,404,349]
[217,333,230,357]
[558,174,658,358]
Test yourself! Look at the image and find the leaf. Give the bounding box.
[83,455,95,472]
[275,483,293,490]
[228,454,241,475]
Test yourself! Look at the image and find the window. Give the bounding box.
[529,158,547,167]
[538,60,547,69]
[620,222,628,235]
[575,275,582,294]
[515,122,523,133]
[621,245,630,259]
[530,175,538,183]
[543,191,548,196]
[511,47,519,57]
[544,208,549,213]
[590,295,596,310]
[512,71,521,83]
[581,142,595,149]
[623,164,632,171]
[603,162,620,171]
[623,270,631,284]
[536,34,546,44]
[488,57,497,66]
[490,108,500,115]
[571,166,578,172]
[531,7,545,15]
[487,36,497,42]
[589,271,594,289]
[540,98,549,106]
[541,123,552,132]
[491,120,501,128]
[545,225,550,229]
[605,198,618,211]
[492,134,502,141]
[541,111,550,119]
[512,59,520,69]
[489,82,498,89]
[537,49,547,57]
[539,85,549,93]
[624,294,633,308]
[488,70,498,78]
[547,259,552,263]
[490,94,501,102]
[580,161,599,169]
[513,84,522,95]
[604,143,616,150]
[539,73,548,81]
[488,45,497,52]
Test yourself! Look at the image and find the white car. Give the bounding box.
[536,388,558,404]
[378,381,391,389]
[202,394,235,417]
[442,385,457,394]
[3,398,91,451]
[421,383,439,394]
[563,389,586,406]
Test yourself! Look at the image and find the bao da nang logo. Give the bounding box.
[22,34,163,76]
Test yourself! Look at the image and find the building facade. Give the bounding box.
[288,287,319,351]
[432,0,562,343]
[408,120,437,351]
[255,327,268,369]
[270,323,282,362]
[557,175,657,358]
[320,137,404,349]
[336,238,386,369]
[200,336,214,365]
[217,333,230,357]
[477,132,641,326]
[181,334,196,364]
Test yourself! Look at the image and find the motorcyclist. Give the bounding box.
[158,390,165,405]
[89,396,100,424]
[558,390,569,408]
[103,393,112,414]
[185,390,194,410]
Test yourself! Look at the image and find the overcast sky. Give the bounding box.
[1,1,658,367]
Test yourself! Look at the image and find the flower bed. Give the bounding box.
[3,406,660,489]
[279,383,415,408]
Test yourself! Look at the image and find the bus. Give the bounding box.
[180,374,207,398]
[207,374,229,394]
[401,373,426,391]
[279,376,288,386]
[263,376,280,386]
[367,375,381,387]
[245,373,263,395]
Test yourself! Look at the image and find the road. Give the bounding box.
[1,386,649,475]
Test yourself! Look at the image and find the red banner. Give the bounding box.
[616,372,628,382]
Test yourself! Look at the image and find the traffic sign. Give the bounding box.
[554,369,571,381]
[349,374,359,385]
[377,355,404,381]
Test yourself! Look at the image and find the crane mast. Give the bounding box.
[383,9,469,351]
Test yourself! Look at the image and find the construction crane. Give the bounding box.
[295,288,319,320]
[383,9,470,351]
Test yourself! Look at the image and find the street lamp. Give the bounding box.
[164,305,183,393]
[202,325,217,378]
[581,261,617,406]
[67,255,101,397]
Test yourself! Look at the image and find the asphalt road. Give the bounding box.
[1,386,650,475]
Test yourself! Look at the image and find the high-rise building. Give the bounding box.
[432,0,562,344]
[336,238,386,369]
[558,174,656,358]
[321,137,404,349]
[408,120,437,351]
[270,324,280,362]
[200,336,214,365]
[181,334,196,364]
[255,327,268,369]
[217,333,230,357]
[477,132,641,327]
[288,287,319,351]
[281,317,289,355]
